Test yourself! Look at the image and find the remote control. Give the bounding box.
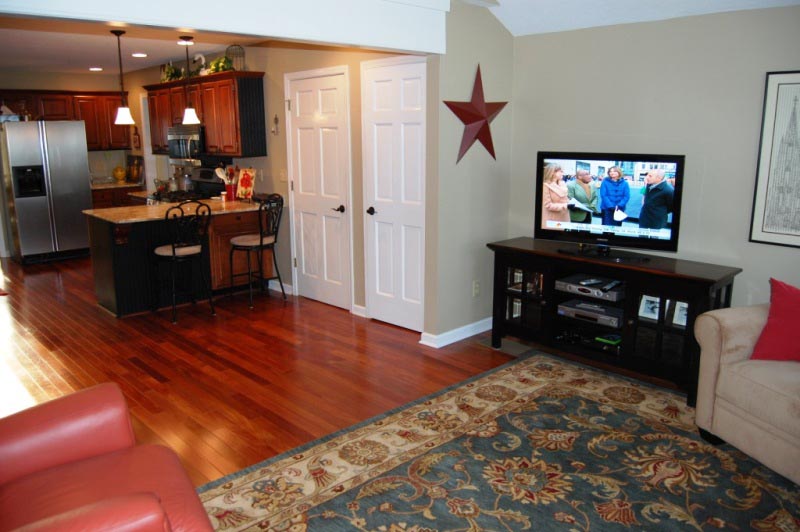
[601,280,621,292]
[579,278,603,286]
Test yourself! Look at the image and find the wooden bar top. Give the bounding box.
[83,199,259,224]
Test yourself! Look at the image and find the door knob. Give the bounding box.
[366,206,376,215]
[332,204,345,213]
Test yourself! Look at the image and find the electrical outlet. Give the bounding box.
[472,280,480,298]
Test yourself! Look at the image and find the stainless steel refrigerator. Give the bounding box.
[0,121,92,263]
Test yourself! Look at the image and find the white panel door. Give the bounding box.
[362,57,426,331]
[286,68,352,309]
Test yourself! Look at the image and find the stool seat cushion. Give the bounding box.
[154,244,202,257]
[231,233,275,248]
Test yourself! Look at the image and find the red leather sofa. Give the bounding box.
[0,383,212,531]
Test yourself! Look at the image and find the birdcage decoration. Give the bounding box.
[225,45,245,71]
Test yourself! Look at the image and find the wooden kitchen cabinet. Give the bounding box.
[144,71,266,158]
[73,94,130,150]
[0,90,73,120]
[38,94,74,120]
[208,211,273,290]
[147,89,171,154]
[91,185,144,209]
[0,89,127,149]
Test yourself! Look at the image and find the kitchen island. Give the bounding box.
[84,200,274,317]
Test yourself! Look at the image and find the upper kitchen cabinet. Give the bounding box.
[0,90,73,120]
[147,88,171,154]
[0,89,128,150]
[38,94,74,120]
[144,71,266,158]
[73,94,131,151]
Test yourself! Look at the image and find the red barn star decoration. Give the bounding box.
[443,65,508,163]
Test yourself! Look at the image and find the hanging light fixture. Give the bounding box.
[179,35,200,125]
[111,30,135,125]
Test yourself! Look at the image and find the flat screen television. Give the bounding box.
[534,151,685,257]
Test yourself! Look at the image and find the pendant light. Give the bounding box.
[179,36,200,125]
[111,30,135,125]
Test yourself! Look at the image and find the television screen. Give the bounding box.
[534,151,685,253]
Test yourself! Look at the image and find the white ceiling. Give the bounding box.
[0,0,799,74]
[0,17,267,75]
[486,0,800,37]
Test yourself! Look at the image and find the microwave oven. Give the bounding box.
[167,125,204,166]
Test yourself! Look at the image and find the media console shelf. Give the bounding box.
[487,237,742,406]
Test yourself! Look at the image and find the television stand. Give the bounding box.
[557,243,651,263]
[488,237,742,406]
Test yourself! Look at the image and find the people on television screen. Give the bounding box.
[599,166,630,226]
[566,169,599,223]
[639,169,675,229]
[542,163,570,227]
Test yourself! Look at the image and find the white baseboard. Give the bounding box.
[419,317,493,349]
[351,304,367,318]
[268,279,293,295]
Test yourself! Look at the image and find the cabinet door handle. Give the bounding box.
[332,204,345,213]
[366,206,376,215]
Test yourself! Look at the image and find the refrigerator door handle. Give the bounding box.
[39,123,59,251]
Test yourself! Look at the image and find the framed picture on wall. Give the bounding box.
[749,70,800,248]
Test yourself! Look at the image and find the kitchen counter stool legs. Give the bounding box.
[229,194,287,309]
[153,200,216,323]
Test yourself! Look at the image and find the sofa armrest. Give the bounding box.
[0,382,136,485]
[694,304,769,430]
[14,493,170,532]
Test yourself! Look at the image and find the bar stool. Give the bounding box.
[153,200,216,323]
[229,193,286,308]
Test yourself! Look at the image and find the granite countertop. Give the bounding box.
[83,199,260,224]
[91,181,145,190]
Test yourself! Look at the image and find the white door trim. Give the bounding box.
[284,65,354,309]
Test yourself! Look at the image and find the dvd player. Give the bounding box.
[555,274,624,302]
[557,299,623,328]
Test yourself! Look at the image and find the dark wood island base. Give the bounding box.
[85,201,274,317]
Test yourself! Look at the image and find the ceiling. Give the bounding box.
[0,16,268,75]
[1,0,799,75]
[486,0,800,37]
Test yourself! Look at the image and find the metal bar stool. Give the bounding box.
[153,200,216,323]
[229,193,286,308]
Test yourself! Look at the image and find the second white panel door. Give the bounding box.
[362,57,426,332]
[287,69,352,309]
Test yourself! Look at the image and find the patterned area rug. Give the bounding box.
[199,353,800,531]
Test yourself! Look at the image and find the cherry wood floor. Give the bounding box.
[0,256,513,486]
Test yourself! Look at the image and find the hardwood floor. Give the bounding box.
[0,256,513,486]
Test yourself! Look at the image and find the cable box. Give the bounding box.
[557,299,623,328]
[555,274,624,302]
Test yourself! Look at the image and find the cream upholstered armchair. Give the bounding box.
[694,304,800,485]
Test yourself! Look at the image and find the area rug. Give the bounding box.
[199,353,800,531]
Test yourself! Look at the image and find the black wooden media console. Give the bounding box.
[487,237,742,406]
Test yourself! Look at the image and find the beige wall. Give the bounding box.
[509,6,800,306]
[428,1,513,334]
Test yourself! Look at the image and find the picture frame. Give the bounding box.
[638,295,661,320]
[749,70,800,248]
[672,301,688,327]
